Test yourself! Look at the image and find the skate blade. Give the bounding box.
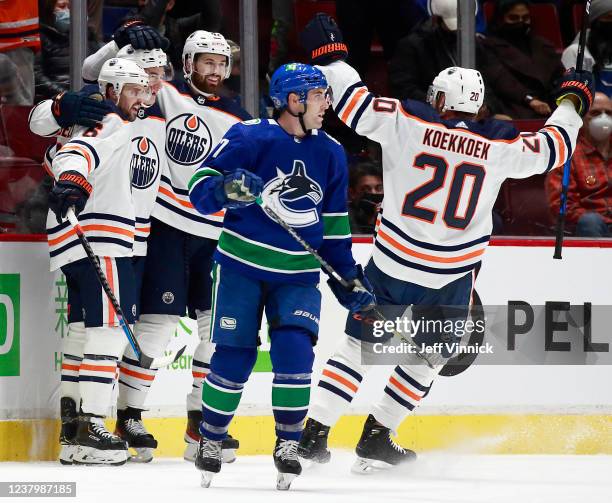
[59,444,77,465]
[222,448,237,464]
[128,447,154,463]
[351,457,393,475]
[73,447,128,466]
[200,471,216,488]
[276,472,298,491]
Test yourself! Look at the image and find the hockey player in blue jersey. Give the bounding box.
[187,63,375,490]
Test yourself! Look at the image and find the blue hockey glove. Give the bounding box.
[220,169,264,209]
[328,265,376,313]
[552,68,594,117]
[51,91,111,129]
[48,171,92,224]
[300,13,348,66]
[113,20,169,51]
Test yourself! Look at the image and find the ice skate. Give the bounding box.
[195,437,222,488]
[352,414,416,474]
[298,417,331,463]
[72,414,128,466]
[274,438,302,490]
[115,407,157,463]
[184,410,239,463]
[58,397,78,465]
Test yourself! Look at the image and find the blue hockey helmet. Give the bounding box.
[269,63,329,110]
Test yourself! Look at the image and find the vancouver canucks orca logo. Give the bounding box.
[166,113,212,165]
[262,160,323,227]
[130,136,160,190]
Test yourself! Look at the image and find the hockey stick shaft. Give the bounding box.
[254,197,435,368]
[553,0,591,259]
[66,209,185,369]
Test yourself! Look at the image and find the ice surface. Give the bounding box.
[1,451,611,503]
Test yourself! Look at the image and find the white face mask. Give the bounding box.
[588,112,612,142]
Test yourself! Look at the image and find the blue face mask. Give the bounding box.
[54,9,70,33]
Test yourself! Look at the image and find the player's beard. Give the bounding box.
[192,71,223,95]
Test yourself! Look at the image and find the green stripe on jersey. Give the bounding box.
[202,379,242,413]
[188,167,221,192]
[323,214,351,237]
[218,231,320,272]
[272,385,311,408]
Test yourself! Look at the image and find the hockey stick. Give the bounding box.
[254,196,437,368]
[553,0,591,259]
[66,208,186,369]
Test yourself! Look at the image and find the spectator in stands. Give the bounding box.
[388,0,507,115]
[267,0,294,77]
[546,92,612,237]
[348,161,384,235]
[0,0,40,105]
[562,0,612,98]
[34,0,102,101]
[136,0,222,78]
[481,0,564,119]
[0,55,20,107]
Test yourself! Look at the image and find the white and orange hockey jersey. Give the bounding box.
[318,61,582,288]
[29,92,168,259]
[152,80,251,239]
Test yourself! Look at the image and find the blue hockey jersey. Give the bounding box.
[188,118,356,284]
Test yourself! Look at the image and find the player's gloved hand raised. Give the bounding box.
[52,91,111,129]
[300,13,348,66]
[113,20,169,51]
[216,169,264,209]
[328,265,376,313]
[552,68,594,117]
[48,171,92,224]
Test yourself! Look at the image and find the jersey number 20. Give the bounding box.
[402,153,485,229]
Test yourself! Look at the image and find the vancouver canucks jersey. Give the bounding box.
[188,119,356,284]
[153,80,251,238]
[318,60,582,288]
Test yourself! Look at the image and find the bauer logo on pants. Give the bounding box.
[0,274,20,376]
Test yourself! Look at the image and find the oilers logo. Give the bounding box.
[261,160,323,227]
[130,136,160,190]
[166,113,212,165]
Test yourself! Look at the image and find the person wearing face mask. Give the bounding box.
[547,92,612,236]
[481,0,564,119]
[388,0,509,115]
[348,161,384,235]
[34,0,102,100]
[562,0,612,99]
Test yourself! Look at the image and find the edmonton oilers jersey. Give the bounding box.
[130,103,167,255]
[190,119,356,285]
[153,80,251,238]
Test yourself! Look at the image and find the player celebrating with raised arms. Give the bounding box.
[188,63,375,490]
[297,14,593,472]
[46,58,150,466]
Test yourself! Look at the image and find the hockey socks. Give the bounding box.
[272,373,311,441]
[308,336,366,427]
[370,364,434,432]
[200,373,245,441]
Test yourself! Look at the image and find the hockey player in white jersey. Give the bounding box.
[78,29,251,462]
[30,45,171,463]
[297,14,594,471]
[46,58,150,466]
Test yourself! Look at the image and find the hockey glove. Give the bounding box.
[113,20,169,51]
[48,171,92,224]
[52,91,111,129]
[300,13,348,66]
[328,265,376,313]
[552,68,594,117]
[221,169,264,209]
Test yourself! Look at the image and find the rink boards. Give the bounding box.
[0,237,611,460]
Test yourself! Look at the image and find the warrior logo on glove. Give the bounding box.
[261,160,323,227]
